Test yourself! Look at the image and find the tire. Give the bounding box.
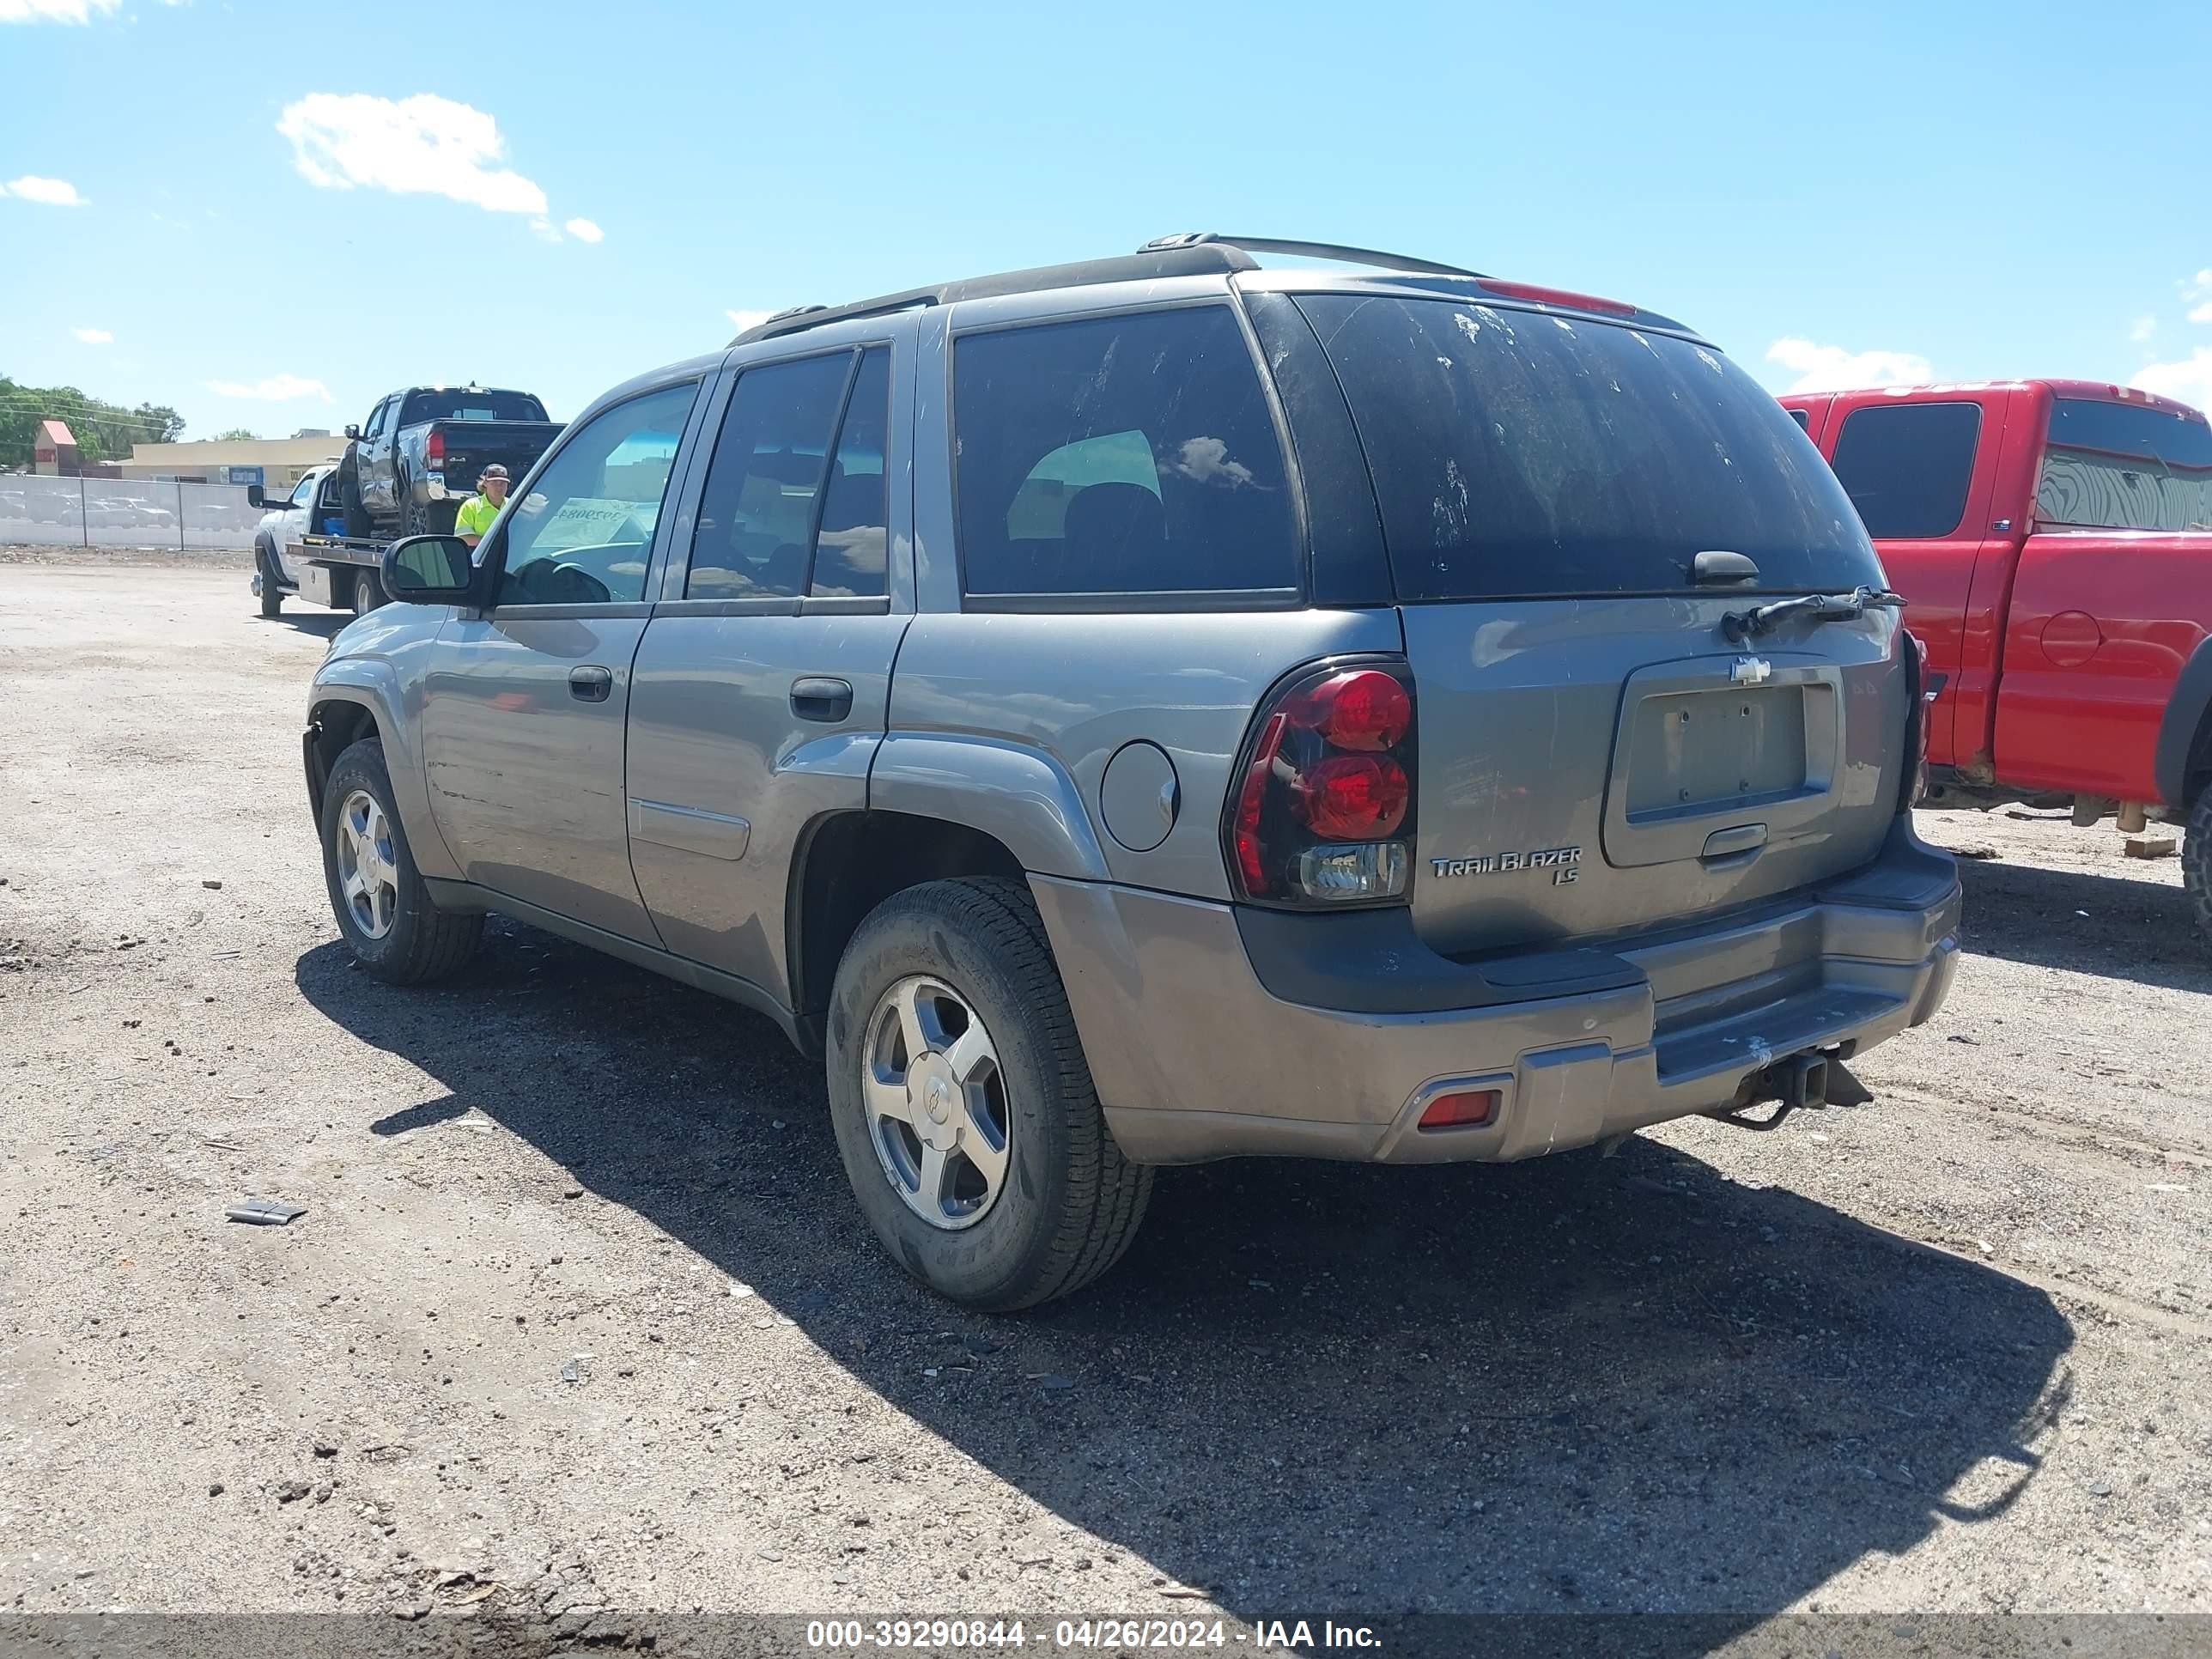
[351,568,388,613]
[256,542,283,617]
[319,738,483,984]
[825,876,1152,1310]
[400,481,430,539]
[2185,784,2212,951]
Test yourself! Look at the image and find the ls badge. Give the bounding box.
[1431,845,1583,885]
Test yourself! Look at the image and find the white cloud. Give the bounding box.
[3,174,88,206]
[528,216,563,242]
[2190,302,2212,326]
[1765,337,1933,393]
[276,93,547,216]
[0,0,121,21]
[563,216,603,244]
[726,309,775,334]
[2130,349,2212,412]
[2131,315,2158,343]
[71,326,112,344]
[204,374,334,403]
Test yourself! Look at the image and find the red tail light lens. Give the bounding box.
[426,429,446,466]
[1297,668,1411,752]
[1293,755,1410,840]
[1225,659,1418,906]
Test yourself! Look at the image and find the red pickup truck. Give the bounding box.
[1778,379,2212,946]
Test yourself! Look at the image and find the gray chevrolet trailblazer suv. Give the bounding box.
[302,234,1962,1310]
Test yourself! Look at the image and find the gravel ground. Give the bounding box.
[2,562,2209,1642]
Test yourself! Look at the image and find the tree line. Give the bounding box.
[0,374,187,469]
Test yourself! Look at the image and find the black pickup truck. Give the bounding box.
[337,385,562,538]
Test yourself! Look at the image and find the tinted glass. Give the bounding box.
[1787,407,1811,431]
[953,307,1296,598]
[686,354,852,599]
[812,348,891,598]
[288,473,318,507]
[1301,295,1879,598]
[399,389,550,424]
[2039,398,2212,532]
[496,381,697,605]
[1828,402,1982,539]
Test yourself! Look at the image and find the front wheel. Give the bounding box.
[2185,785,2212,951]
[256,542,283,617]
[319,738,483,984]
[825,877,1152,1310]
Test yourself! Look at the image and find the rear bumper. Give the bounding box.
[1033,818,1960,1166]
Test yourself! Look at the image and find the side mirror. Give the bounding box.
[343,424,361,441]
[246,485,268,508]
[383,534,477,604]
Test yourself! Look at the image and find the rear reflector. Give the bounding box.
[1477,278,1637,317]
[1418,1088,1498,1131]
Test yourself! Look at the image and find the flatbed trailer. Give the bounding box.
[281,534,393,614]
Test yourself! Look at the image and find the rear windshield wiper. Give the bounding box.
[1723,585,1905,643]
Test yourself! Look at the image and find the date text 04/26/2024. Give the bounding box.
[804,1619,1382,1650]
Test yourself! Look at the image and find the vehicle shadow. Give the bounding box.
[297,920,2071,1620]
[1958,854,2210,994]
[261,610,349,641]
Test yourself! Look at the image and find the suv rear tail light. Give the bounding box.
[426,430,446,467]
[1900,629,1930,811]
[1226,660,1417,906]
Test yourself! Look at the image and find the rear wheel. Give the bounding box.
[400,479,431,538]
[351,568,388,613]
[2185,785,2212,951]
[319,738,483,984]
[825,876,1152,1310]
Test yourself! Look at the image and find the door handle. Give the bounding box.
[790,676,854,723]
[568,665,613,702]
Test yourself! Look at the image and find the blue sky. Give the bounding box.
[5,0,2211,446]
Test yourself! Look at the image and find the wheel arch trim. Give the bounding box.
[2154,634,2212,808]
[867,734,1110,882]
[305,670,463,881]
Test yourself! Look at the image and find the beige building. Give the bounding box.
[123,434,347,490]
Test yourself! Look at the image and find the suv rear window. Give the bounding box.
[953,307,1297,600]
[399,389,549,424]
[1297,295,1880,599]
[2039,397,2212,532]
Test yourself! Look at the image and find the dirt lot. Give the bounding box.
[3,556,2209,1639]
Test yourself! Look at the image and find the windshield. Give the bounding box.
[2039,398,2212,532]
[398,390,548,425]
[1297,295,1883,599]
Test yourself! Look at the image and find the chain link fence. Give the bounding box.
[0,475,263,550]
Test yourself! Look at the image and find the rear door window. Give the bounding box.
[1828,403,1982,538]
[1298,294,1879,599]
[686,354,853,599]
[2038,398,2212,532]
[953,307,1297,600]
[811,348,892,598]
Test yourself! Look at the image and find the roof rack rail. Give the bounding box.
[1139,233,1486,279]
[728,243,1258,348]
